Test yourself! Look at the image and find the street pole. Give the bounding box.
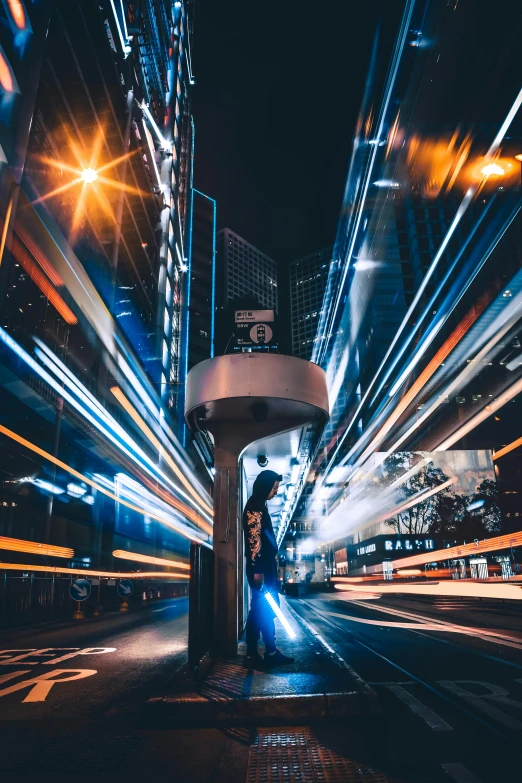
[212,436,240,656]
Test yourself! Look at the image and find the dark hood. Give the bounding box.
[251,470,283,502]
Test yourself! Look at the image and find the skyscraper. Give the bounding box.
[18,0,194,417]
[289,247,333,360]
[216,228,278,311]
[0,0,212,578]
[188,189,216,369]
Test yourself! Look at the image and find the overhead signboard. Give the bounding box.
[235,310,274,324]
[235,309,276,347]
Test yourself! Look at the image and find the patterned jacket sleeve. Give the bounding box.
[245,510,262,569]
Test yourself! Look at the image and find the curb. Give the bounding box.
[145,688,380,725]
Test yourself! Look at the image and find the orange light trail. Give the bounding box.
[0,194,13,268]
[0,562,189,579]
[0,50,14,92]
[0,424,209,541]
[357,291,492,463]
[110,386,213,518]
[112,550,190,570]
[15,225,64,286]
[0,536,74,559]
[7,0,26,30]
[492,436,522,461]
[390,530,522,570]
[10,235,77,324]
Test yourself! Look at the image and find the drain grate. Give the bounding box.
[247,728,388,783]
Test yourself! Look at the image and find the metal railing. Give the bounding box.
[188,542,214,676]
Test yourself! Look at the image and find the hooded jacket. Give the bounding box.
[242,470,282,589]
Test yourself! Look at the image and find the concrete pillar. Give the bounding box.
[213,437,240,655]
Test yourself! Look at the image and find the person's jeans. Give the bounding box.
[245,587,279,655]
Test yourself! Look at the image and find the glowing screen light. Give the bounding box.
[81,167,98,184]
[262,587,296,639]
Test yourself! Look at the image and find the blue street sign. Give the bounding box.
[117,579,134,598]
[70,578,91,602]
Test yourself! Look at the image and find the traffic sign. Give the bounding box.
[70,579,91,602]
[250,323,273,344]
[235,309,274,324]
[117,579,134,598]
[234,308,276,347]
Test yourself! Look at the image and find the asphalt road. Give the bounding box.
[2,590,522,782]
[0,596,188,721]
[290,591,522,783]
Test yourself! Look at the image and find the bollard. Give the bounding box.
[73,600,85,620]
[120,600,129,612]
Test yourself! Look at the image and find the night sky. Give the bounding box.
[192,0,403,265]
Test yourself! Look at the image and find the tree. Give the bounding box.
[381,452,454,535]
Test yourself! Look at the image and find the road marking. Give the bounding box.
[0,648,79,665]
[287,605,351,668]
[368,681,415,685]
[151,605,179,613]
[0,649,38,663]
[380,683,452,731]
[42,647,116,664]
[441,762,483,782]
[0,647,117,665]
[438,680,522,731]
[0,669,97,702]
[0,670,31,685]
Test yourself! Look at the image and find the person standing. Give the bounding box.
[242,469,295,669]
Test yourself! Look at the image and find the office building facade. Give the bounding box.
[17,0,195,415]
[289,247,333,360]
[0,0,213,593]
[216,228,278,311]
[188,189,216,368]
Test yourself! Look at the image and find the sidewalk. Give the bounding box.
[146,595,379,725]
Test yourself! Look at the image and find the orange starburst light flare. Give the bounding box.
[81,167,98,184]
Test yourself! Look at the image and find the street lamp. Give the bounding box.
[80,167,98,184]
[480,162,505,177]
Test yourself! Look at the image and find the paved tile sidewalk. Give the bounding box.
[146,596,379,724]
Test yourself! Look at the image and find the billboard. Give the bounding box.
[326,450,501,544]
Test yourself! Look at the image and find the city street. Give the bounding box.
[1,0,522,780]
[290,592,522,782]
[2,592,522,781]
[0,597,188,721]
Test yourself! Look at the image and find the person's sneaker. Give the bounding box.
[263,649,295,667]
[242,653,265,670]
